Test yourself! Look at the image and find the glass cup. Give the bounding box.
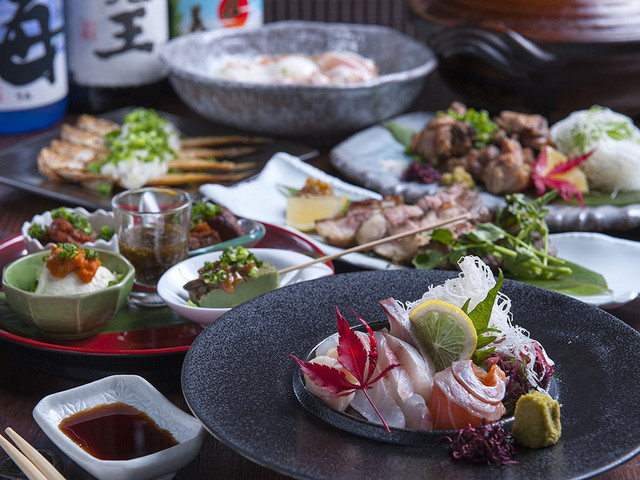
[112,187,191,307]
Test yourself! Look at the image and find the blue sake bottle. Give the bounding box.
[0,0,68,134]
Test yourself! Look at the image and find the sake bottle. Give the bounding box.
[0,0,68,134]
[64,0,169,113]
[171,0,263,38]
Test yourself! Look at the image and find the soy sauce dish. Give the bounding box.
[33,375,206,480]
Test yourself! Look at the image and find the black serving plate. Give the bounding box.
[182,269,640,480]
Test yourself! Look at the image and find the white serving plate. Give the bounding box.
[550,231,640,308]
[199,152,406,271]
[157,247,334,326]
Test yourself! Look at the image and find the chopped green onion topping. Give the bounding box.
[51,207,94,236]
[437,107,499,149]
[28,223,46,239]
[103,108,177,166]
[190,200,223,227]
[199,247,263,284]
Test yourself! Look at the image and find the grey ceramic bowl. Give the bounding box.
[2,249,135,339]
[160,21,437,139]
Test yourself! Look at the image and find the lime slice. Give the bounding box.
[286,194,348,232]
[409,299,477,372]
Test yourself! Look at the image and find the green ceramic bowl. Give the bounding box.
[2,249,135,340]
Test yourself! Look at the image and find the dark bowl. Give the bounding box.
[409,0,640,121]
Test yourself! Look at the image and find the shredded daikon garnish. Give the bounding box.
[404,256,554,391]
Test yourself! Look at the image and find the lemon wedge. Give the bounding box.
[286,194,347,232]
[409,299,477,372]
[544,146,589,193]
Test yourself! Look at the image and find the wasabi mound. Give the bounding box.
[511,391,561,448]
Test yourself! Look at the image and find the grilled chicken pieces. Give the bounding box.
[410,102,551,195]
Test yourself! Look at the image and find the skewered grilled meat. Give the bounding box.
[315,184,490,264]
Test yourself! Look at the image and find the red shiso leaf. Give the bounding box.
[402,161,442,184]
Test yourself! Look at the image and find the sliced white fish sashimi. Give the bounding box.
[303,352,355,412]
[379,297,415,347]
[383,332,435,402]
[350,376,406,429]
[377,332,433,430]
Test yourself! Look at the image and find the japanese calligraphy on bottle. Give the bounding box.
[0,0,67,112]
[66,0,168,87]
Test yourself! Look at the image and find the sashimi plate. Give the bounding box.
[182,270,640,480]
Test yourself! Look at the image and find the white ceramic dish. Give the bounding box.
[157,247,334,326]
[199,152,404,271]
[22,207,117,253]
[33,375,206,480]
[550,232,640,308]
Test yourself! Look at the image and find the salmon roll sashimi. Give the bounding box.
[428,360,507,430]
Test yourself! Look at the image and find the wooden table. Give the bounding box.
[1,100,639,480]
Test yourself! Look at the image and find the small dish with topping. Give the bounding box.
[157,247,333,326]
[1,244,134,339]
[22,206,117,254]
[187,200,265,257]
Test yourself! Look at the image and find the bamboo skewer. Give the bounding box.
[145,170,255,186]
[0,428,66,480]
[169,158,258,171]
[180,135,271,148]
[179,146,258,159]
[278,213,471,275]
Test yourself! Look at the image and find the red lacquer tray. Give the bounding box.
[0,224,329,379]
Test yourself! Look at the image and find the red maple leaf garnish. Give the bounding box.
[289,307,400,432]
[530,148,593,207]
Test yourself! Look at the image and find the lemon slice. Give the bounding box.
[286,194,348,232]
[409,299,477,372]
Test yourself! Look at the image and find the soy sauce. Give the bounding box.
[59,402,178,460]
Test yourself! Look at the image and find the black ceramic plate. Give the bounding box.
[0,107,318,210]
[182,270,640,480]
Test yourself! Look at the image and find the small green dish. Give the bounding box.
[2,249,135,340]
